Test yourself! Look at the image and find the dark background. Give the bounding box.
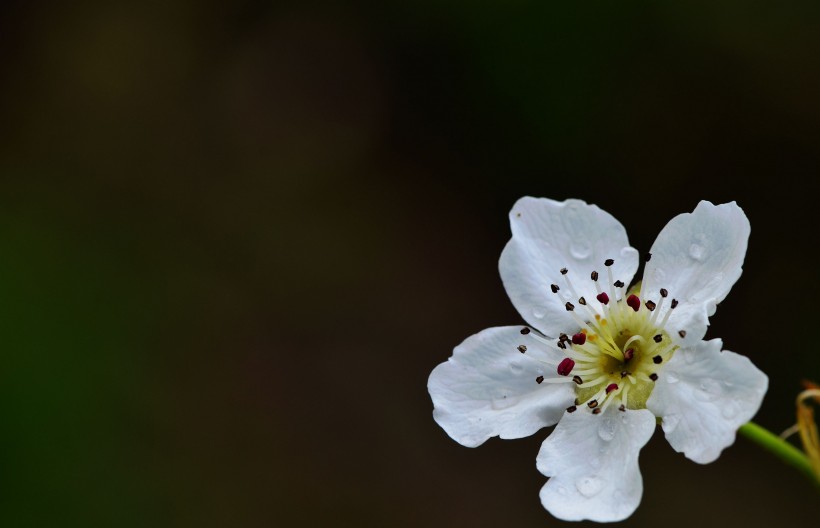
[0,1,818,526]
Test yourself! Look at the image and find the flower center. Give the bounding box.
[520,257,681,415]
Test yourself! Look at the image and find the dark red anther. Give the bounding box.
[596,292,610,305]
[606,383,618,394]
[571,332,586,345]
[557,358,575,376]
[626,294,641,311]
[623,348,634,361]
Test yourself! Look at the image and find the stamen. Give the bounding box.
[571,333,586,345]
[557,358,576,376]
[578,296,587,306]
[556,341,566,350]
[614,280,624,288]
[517,345,527,353]
[653,355,663,364]
[560,268,568,275]
[660,288,668,298]
[550,284,560,293]
[590,271,599,281]
[572,375,583,385]
[606,383,618,394]
[678,330,687,338]
[653,334,663,343]
[619,404,626,412]
[623,348,634,361]
[592,408,602,414]
[626,294,641,311]
[649,373,658,381]
[670,299,679,309]
[604,259,614,267]
[520,327,530,335]
[565,302,575,311]
[644,252,652,262]
[587,399,599,408]
[645,300,656,311]
[536,376,544,384]
[596,292,609,304]
[566,405,577,413]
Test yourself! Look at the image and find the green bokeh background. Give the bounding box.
[0,1,818,526]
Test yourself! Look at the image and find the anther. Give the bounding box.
[660,288,668,298]
[649,373,658,381]
[606,383,618,394]
[578,296,587,305]
[614,280,624,288]
[571,333,586,346]
[536,376,544,384]
[620,371,629,378]
[556,341,566,350]
[653,334,663,343]
[520,327,530,335]
[626,294,641,311]
[566,405,577,413]
[550,284,560,293]
[560,268,568,275]
[644,252,652,262]
[565,302,575,311]
[623,348,634,361]
[587,399,599,408]
[592,408,602,415]
[619,404,626,412]
[557,358,575,376]
[591,271,599,281]
[671,299,679,309]
[604,259,614,267]
[559,333,569,343]
[596,292,609,304]
[517,345,527,353]
[678,330,687,338]
[645,300,656,311]
[572,375,583,385]
[653,355,663,364]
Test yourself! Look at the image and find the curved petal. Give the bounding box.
[536,408,656,522]
[647,339,768,464]
[499,197,639,337]
[428,326,575,447]
[642,201,750,345]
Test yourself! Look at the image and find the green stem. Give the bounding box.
[738,421,818,486]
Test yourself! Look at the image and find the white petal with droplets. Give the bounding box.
[643,201,750,346]
[647,339,768,464]
[428,326,575,447]
[536,408,656,522]
[500,197,638,337]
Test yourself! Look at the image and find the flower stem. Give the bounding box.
[738,421,818,486]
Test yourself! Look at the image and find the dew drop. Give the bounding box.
[575,476,603,497]
[688,243,706,261]
[570,242,592,260]
[533,306,547,319]
[597,419,617,442]
[665,372,679,384]
[694,379,722,402]
[663,414,680,432]
[721,402,739,419]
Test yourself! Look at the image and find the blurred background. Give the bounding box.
[0,1,818,526]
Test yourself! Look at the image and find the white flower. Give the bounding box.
[428,198,768,522]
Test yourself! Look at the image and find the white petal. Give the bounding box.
[500,197,639,337]
[536,408,656,522]
[647,339,768,464]
[643,201,750,345]
[428,326,575,447]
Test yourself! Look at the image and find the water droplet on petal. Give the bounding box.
[665,373,679,384]
[575,476,603,497]
[694,379,722,402]
[597,419,617,442]
[663,414,680,432]
[533,306,547,319]
[721,402,739,419]
[689,243,706,261]
[570,242,592,260]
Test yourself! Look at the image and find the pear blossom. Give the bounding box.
[428,197,768,522]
